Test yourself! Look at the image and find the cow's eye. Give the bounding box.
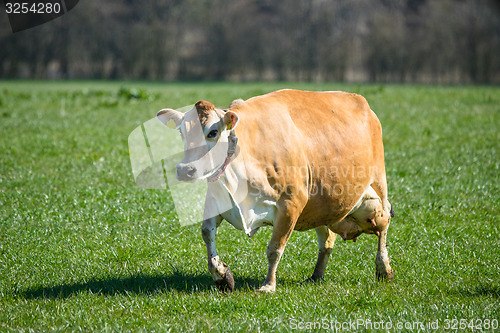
[207,130,218,139]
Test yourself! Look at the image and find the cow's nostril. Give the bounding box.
[186,166,196,177]
[176,163,197,180]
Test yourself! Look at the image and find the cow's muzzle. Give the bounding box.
[176,162,197,181]
[175,132,238,182]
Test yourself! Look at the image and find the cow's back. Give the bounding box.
[230,89,386,230]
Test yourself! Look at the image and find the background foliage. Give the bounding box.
[1,0,500,83]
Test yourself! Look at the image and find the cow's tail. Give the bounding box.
[390,204,395,218]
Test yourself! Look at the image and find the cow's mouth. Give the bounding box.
[176,149,228,182]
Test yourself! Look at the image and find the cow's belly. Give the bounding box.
[295,198,352,231]
[293,160,375,231]
[294,183,367,231]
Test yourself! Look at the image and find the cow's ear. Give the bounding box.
[224,111,239,130]
[157,108,183,128]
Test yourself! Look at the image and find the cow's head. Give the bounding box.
[157,100,239,182]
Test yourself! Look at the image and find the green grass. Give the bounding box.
[0,81,499,331]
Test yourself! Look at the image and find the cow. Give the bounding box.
[156,89,394,293]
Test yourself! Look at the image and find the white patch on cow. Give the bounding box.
[346,185,380,217]
[206,161,277,237]
[206,180,245,230]
[238,196,277,237]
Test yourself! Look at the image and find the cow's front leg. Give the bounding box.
[201,216,235,292]
[258,205,300,293]
[309,226,337,282]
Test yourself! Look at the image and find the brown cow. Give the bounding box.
[157,89,394,292]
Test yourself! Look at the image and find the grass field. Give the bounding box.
[0,81,498,331]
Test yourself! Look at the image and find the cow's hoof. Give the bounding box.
[305,275,323,283]
[376,268,394,282]
[256,284,275,293]
[215,269,235,292]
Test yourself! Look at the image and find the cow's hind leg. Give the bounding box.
[375,200,394,281]
[201,216,235,292]
[308,226,337,282]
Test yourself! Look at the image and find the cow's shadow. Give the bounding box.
[456,284,500,298]
[21,269,262,299]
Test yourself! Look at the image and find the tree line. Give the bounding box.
[1,0,499,83]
